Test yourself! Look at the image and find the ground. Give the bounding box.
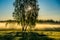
[0,30,60,40]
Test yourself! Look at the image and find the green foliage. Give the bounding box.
[13,0,39,31]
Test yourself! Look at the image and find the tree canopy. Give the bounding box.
[13,0,39,31]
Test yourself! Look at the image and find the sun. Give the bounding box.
[27,6,32,11]
[25,5,32,12]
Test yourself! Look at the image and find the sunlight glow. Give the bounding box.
[25,6,32,12]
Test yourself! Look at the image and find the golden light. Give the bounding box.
[25,6,32,12]
[27,6,32,11]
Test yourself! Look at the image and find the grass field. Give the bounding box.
[0,30,60,40]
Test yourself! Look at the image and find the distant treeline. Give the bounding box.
[0,20,18,22]
[36,20,60,24]
[35,27,60,31]
[0,19,60,24]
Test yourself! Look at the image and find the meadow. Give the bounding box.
[0,22,60,40]
[0,30,60,40]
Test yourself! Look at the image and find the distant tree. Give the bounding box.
[13,0,39,32]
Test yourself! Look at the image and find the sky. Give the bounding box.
[0,0,60,21]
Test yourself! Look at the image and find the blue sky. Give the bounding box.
[0,0,60,21]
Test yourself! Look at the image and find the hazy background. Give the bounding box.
[0,0,60,21]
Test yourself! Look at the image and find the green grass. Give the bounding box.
[35,31,60,39]
[0,30,60,40]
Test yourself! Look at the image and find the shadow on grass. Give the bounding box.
[0,32,55,40]
[0,34,15,40]
[19,32,54,40]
